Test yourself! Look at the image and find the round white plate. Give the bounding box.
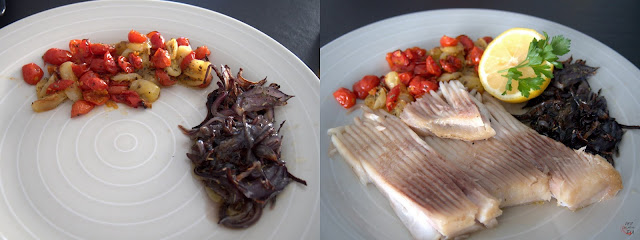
[0,1,319,239]
[320,9,640,240]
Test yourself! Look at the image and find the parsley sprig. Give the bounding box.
[498,32,571,98]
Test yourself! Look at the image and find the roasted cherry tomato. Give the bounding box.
[425,55,442,77]
[79,71,108,91]
[71,100,94,118]
[89,57,106,73]
[440,55,462,73]
[413,64,428,76]
[440,35,459,47]
[408,76,439,98]
[155,69,177,86]
[176,37,190,46]
[386,85,400,111]
[404,47,426,62]
[147,31,165,50]
[333,87,356,109]
[352,75,380,99]
[180,51,196,70]
[111,90,144,108]
[69,39,92,64]
[456,35,474,52]
[398,72,413,86]
[128,52,143,70]
[117,56,134,73]
[107,85,129,95]
[43,48,72,65]
[46,79,75,94]
[71,63,89,78]
[103,52,119,74]
[151,48,171,68]
[22,63,44,85]
[90,43,115,55]
[128,30,147,43]
[482,36,493,44]
[194,46,211,59]
[466,46,484,66]
[82,89,109,105]
[386,50,414,72]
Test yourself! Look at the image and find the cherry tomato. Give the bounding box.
[89,57,106,73]
[71,100,94,118]
[386,50,413,72]
[43,48,72,65]
[69,39,92,64]
[413,64,428,76]
[180,51,196,70]
[176,37,190,46]
[195,46,211,59]
[128,53,143,70]
[155,69,177,86]
[404,47,426,62]
[333,87,356,109]
[440,35,459,47]
[466,46,484,66]
[80,71,108,91]
[482,36,493,44]
[117,56,134,73]
[103,52,119,74]
[398,72,413,86]
[22,63,44,85]
[456,35,474,52]
[151,48,171,68]
[108,85,129,95]
[90,43,115,55]
[111,90,144,108]
[46,79,74,94]
[82,89,109,105]
[128,30,147,43]
[440,55,462,73]
[408,76,439,98]
[71,63,89,78]
[425,55,442,77]
[147,31,165,49]
[352,75,380,99]
[386,85,400,111]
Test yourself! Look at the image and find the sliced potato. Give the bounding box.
[64,83,83,102]
[183,59,211,81]
[130,79,160,102]
[37,74,57,99]
[437,72,463,82]
[385,71,400,89]
[32,92,67,112]
[177,74,204,87]
[59,61,77,81]
[165,59,181,77]
[165,38,178,60]
[176,45,193,62]
[114,41,128,56]
[441,43,464,55]
[111,73,142,82]
[127,42,151,54]
[458,75,484,93]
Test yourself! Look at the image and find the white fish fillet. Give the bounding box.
[400,81,495,141]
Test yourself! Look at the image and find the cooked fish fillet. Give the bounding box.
[328,108,501,238]
[400,80,495,141]
[480,93,622,210]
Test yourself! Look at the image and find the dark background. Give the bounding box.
[321,0,640,68]
[0,0,320,74]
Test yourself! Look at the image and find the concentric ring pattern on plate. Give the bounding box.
[0,1,319,239]
[320,9,640,240]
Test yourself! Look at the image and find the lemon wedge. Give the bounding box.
[478,28,552,103]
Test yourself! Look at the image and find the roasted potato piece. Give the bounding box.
[32,92,67,112]
[130,79,160,102]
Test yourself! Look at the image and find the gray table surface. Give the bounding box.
[321,0,640,68]
[0,0,320,74]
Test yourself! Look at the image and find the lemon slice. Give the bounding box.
[478,28,552,103]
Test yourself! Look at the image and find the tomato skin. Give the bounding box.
[155,69,177,86]
[151,48,171,68]
[103,52,119,74]
[43,48,72,65]
[90,43,115,55]
[333,87,356,109]
[176,37,190,46]
[148,31,165,49]
[117,56,134,73]
[79,71,108,91]
[128,53,143,70]
[466,46,484,66]
[456,35,474,51]
[386,85,400,111]
[108,85,129,95]
[82,89,109,105]
[482,36,493,44]
[440,35,459,47]
[71,100,94,118]
[180,51,196,70]
[194,46,211,59]
[22,63,44,85]
[398,72,413,86]
[352,75,380,99]
[71,63,89,78]
[408,76,439,98]
[69,39,92,64]
[111,90,144,108]
[46,79,75,94]
[89,57,106,73]
[128,30,147,43]
[425,55,442,77]
[439,55,463,73]
[386,50,414,72]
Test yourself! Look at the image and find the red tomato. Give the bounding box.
[80,71,108,91]
[46,79,74,94]
[385,50,413,72]
[89,57,106,73]
[117,56,134,73]
[71,100,94,118]
[108,85,129,95]
[425,55,442,77]
[398,72,413,86]
[440,35,459,47]
[404,47,426,62]
[386,85,400,111]
[176,37,190,46]
[82,89,109,105]
[413,64,428,76]
[147,31,165,49]
[103,52,119,74]
[194,46,211,59]
[482,36,493,44]
[128,53,143,70]
[440,55,462,73]
[43,48,72,65]
[111,90,144,108]
[69,39,92,64]
[155,69,177,86]
[22,63,44,85]
[408,76,439,98]
[128,30,147,43]
[71,63,89,78]
[352,75,380,99]
[333,87,356,109]
[456,35,474,51]
[180,51,196,70]
[151,48,171,68]
[90,43,115,55]
[466,46,484,66]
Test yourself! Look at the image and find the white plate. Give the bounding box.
[320,9,640,240]
[0,1,319,239]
